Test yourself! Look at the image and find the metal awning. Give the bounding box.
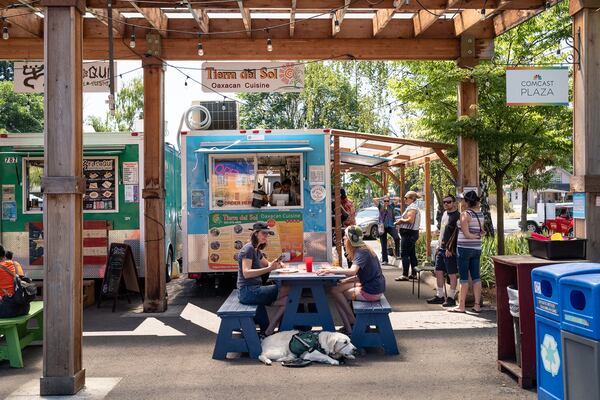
[338,151,390,167]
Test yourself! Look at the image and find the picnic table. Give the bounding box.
[0,301,43,368]
[270,262,345,332]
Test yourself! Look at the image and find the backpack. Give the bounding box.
[0,263,36,305]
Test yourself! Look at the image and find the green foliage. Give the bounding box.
[0,81,44,133]
[87,77,143,132]
[0,61,13,81]
[480,233,530,287]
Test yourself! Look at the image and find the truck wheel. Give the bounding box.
[370,225,379,240]
[526,222,538,232]
[166,248,173,283]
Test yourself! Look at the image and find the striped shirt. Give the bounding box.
[457,209,484,250]
[398,203,420,231]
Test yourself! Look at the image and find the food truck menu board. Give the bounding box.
[83,158,117,211]
[208,211,303,270]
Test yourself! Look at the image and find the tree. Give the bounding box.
[389,2,572,254]
[87,77,143,132]
[0,61,13,81]
[0,80,44,133]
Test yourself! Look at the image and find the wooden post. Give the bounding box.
[571,4,600,259]
[40,0,85,395]
[457,79,479,192]
[424,158,432,260]
[142,56,167,312]
[399,164,406,213]
[382,167,388,195]
[333,135,343,265]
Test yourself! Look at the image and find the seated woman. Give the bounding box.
[237,222,289,336]
[0,245,30,318]
[317,225,386,334]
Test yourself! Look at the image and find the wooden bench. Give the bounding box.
[0,301,43,368]
[351,295,398,355]
[212,290,261,360]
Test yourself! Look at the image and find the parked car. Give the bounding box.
[356,206,401,239]
[523,202,574,236]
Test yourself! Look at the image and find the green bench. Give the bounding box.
[0,301,43,368]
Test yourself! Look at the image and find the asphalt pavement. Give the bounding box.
[0,264,535,400]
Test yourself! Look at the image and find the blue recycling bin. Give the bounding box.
[560,273,600,340]
[531,263,600,400]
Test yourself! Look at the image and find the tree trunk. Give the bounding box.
[494,174,505,255]
[520,173,530,233]
[480,176,495,236]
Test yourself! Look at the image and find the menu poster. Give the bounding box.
[122,162,138,185]
[207,211,303,270]
[83,158,117,211]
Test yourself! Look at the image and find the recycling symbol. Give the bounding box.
[540,333,561,377]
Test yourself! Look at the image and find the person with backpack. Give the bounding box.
[0,244,31,318]
[448,191,485,314]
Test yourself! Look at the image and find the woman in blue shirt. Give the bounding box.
[318,225,385,334]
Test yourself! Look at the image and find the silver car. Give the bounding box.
[356,206,401,239]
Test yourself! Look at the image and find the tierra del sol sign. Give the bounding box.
[201,62,304,93]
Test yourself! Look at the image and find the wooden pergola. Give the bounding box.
[2,0,599,395]
[330,129,458,263]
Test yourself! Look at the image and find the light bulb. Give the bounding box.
[2,26,8,40]
[480,8,486,20]
[197,42,204,56]
[393,0,400,7]
[334,19,340,33]
[404,0,410,5]
[267,37,272,52]
[129,34,136,48]
[222,103,226,111]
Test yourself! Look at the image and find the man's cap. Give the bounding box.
[249,221,275,235]
[345,225,365,248]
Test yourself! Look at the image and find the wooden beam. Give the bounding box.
[332,129,453,150]
[237,1,252,37]
[433,148,458,181]
[391,152,441,167]
[290,0,296,37]
[333,135,343,265]
[570,0,600,15]
[0,37,495,60]
[360,143,393,151]
[413,9,445,37]
[142,57,167,313]
[2,9,43,37]
[457,79,479,191]
[373,8,395,37]
[424,157,432,259]
[128,2,168,37]
[383,166,402,188]
[89,8,126,37]
[40,4,85,396]
[454,9,494,36]
[184,0,209,33]
[332,0,350,37]
[382,166,389,192]
[364,173,385,190]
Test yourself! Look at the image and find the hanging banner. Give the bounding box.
[13,61,117,93]
[506,67,569,106]
[201,62,304,93]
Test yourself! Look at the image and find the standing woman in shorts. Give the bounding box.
[449,191,485,314]
[237,222,289,336]
[318,225,386,334]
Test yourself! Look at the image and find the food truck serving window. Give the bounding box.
[23,157,119,213]
[209,153,303,210]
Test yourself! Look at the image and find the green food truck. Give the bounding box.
[0,132,182,281]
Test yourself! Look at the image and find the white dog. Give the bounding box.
[258,330,357,366]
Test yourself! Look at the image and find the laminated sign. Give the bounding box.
[506,67,569,106]
[13,61,117,93]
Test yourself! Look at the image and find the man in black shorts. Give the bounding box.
[427,194,459,307]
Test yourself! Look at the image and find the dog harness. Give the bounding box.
[289,332,322,356]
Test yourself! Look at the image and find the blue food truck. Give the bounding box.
[180,129,332,281]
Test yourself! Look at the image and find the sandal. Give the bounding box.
[395,275,409,282]
[471,303,481,314]
[447,307,466,313]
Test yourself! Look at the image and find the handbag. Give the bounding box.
[0,264,36,305]
[445,227,458,255]
[377,222,385,236]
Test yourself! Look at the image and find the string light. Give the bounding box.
[480,8,486,20]
[556,48,561,55]
[334,18,340,33]
[404,0,410,5]
[392,0,400,7]
[221,96,227,111]
[129,27,136,48]
[197,33,204,56]
[184,76,188,86]
[2,18,8,41]
[266,29,272,52]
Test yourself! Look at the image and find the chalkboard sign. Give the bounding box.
[98,243,142,311]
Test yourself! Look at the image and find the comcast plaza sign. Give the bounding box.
[506,67,569,106]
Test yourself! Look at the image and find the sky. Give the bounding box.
[82,60,229,145]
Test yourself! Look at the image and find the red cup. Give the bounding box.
[305,256,313,273]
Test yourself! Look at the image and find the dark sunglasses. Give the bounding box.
[443,200,454,204]
[383,200,389,202]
